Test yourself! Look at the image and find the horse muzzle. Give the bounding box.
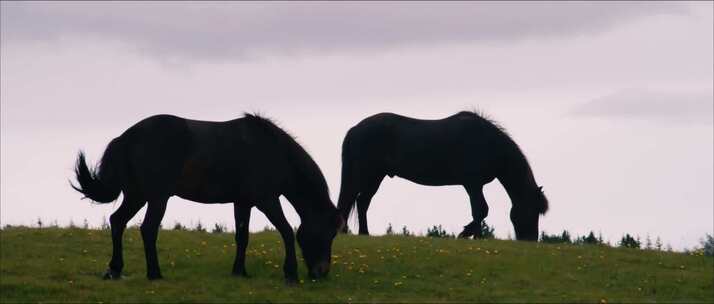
[308,261,330,279]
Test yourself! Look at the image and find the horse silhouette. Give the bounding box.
[337,111,548,240]
[71,114,343,283]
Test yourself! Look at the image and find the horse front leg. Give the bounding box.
[232,202,252,277]
[105,196,145,280]
[140,198,168,280]
[459,185,489,239]
[256,198,298,285]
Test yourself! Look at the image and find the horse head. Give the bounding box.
[510,186,549,241]
[296,209,344,279]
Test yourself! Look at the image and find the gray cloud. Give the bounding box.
[572,88,714,124]
[0,1,688,61]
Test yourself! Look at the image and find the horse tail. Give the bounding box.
[71,137,126,203]
[337,129,358,223]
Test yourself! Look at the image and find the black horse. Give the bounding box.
[337,111,548,240]
[71,114,344,283]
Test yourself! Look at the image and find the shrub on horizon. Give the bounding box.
[540,230,572,244]
[619,233,641,249]
[426,225,454,238]
[479,221,495,239]
[575,231,605,246]
[385,223,394,235]
[195,221,206,233]
[700,234,713,256]
[401,225,412,237]
[212,223,227,234]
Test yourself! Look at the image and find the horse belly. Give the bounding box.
[391,149,496,186]
[392,165,462,186]
[175,160,239,204]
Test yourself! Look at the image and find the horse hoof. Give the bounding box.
[147,273,163,280]
[285,277,299,286]
[103,269,121,280]
[232,270,250,278]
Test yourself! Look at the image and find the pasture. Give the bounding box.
[1,227,712,303]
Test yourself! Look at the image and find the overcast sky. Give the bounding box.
[1,1,712,249]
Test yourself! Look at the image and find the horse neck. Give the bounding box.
[498,153,538,205]
[285,175,335,221]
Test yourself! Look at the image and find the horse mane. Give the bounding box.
[455,110,549,214]
[242,113,333,209]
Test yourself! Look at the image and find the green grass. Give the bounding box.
[1,227,712,303]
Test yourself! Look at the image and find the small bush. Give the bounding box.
[619,233,641,249]
[540,230,572,244]
[401,226,412,237]
[700,234,713,256]
[173,222,185,231]
[479,221,495,239]
[575,231,605,245]
[195,221,206,233]
[644,235,653,250]
[101,216,110,230]
[655,236,663,251]
[385,223,394,235]
[426,225,454,238]
[212,223,227,234]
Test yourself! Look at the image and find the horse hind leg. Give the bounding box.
[356,175,385,235]
[106,195,146,280]
[140,197,169,280]
[458,185,489,239]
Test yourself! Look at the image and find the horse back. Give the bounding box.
[345,112,504,185]
[120,115,289,203]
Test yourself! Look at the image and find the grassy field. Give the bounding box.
[1,227,712,303]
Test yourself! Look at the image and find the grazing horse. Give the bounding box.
[71,114,344,283]
[337,111,548,241]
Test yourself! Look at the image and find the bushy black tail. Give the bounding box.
[71,137,124,203]
[336,129,358,225]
